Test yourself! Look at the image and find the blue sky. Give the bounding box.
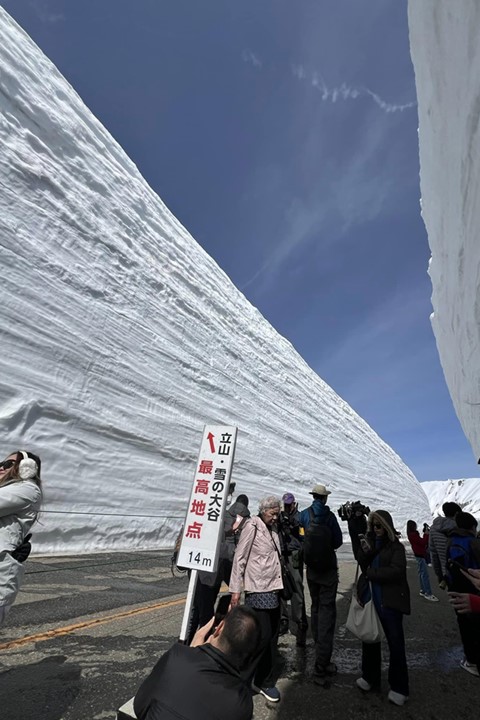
[4,0,477,481]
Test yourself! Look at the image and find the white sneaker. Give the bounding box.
[356,677,372,692]
[460,659,480,677]
[419,590,426,596]
[388,690,409,706]
[424,594,439,602]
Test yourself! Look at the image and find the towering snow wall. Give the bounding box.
[408,1,480,462]
[0,9,430,554]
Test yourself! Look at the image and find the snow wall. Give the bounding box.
[0,9,430,554]
[408,0,480,462]
[423,478,480,520]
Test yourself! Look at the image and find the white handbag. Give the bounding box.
[346,566,385,644]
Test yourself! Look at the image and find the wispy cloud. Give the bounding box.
[242,49,262,69]
[29,1,64,25]
[292,64,416,114]
[240,49,415,114]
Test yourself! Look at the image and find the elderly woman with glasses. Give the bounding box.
[355,510,411,707]
[229,496,283,704]
[0,450,42,624]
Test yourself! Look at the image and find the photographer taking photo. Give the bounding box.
[338,501,370,560]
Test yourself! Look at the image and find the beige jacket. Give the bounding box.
[229,515,283,594]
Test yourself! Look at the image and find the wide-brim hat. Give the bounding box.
[309,483,331,496]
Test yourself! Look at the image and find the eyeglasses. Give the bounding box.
[0,459,15,471]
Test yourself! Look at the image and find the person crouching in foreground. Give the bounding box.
[355,510,410,707]
[134,605,261,720]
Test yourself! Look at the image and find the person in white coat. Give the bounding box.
[0,449,42,625]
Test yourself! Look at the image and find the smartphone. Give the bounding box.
[447,558,467,572]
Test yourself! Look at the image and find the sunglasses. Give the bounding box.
[0,459,16,471]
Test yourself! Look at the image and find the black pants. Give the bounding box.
[280,554,308,630]
[307,572,337,667]
[457,611,480,670]
[361,606,409,696]
[187,578,221,644]
[245,604,280,687]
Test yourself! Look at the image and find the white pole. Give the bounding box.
[179,569,198,643]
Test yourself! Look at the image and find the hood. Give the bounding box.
[431,516,457,533]
[227,500,250,518]
[311,499,330,518]
[367,510,398,542]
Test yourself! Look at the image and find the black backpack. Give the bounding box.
[303,508,336,571]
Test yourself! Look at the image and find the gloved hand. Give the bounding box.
[11,534,32,563]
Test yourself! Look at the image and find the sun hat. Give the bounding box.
[309,483,331,496]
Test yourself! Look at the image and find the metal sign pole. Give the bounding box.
[178,569,198,643]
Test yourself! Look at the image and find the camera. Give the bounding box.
[337,501,370,522]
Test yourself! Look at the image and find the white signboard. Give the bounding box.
[177,425,238,572]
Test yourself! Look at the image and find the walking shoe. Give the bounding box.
[258,686,281,702]
[296,628,307,647]
[388,690,408,706]
[324,662,338,675]
[460,659,480,677]
[356,677,372,692]
[423,594,439,602]
[419,590,426,596]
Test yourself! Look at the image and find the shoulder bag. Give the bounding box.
[346,564,384,643]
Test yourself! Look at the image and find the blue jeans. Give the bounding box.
[416,556,432,595]
[362,606,409,696]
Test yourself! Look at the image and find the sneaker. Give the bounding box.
[325,662,338,676]
[460,659,480,677]
[424,594,439,602]
[258,686,281,702]
[356,677,372,692]
[388,690,408,706]
[419,590,426,596]
[296,628,307,647]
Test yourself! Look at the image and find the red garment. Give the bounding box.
[471,594,480,613]
[407,530,428,558]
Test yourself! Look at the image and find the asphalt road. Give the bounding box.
[0,549,477,720]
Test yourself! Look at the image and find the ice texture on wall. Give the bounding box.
[0,9,430,554]
[408,0,480,461]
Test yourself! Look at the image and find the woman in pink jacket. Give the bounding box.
[229,496,283,704]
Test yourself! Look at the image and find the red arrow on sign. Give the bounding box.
[207,432,215,453]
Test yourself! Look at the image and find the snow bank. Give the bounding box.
[0,9,430,554]
[422,478,480,520]
[408,0,480,461]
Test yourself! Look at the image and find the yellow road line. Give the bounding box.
[0,596,186,651]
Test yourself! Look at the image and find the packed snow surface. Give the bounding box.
[408,0,480,461]
[422,478,480,520]
[0,9,430,554]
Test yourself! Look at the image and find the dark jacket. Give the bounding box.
[134,643,253,720]
[446,528,480,593]
[300,500,343,582]
[357,510,410,616]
